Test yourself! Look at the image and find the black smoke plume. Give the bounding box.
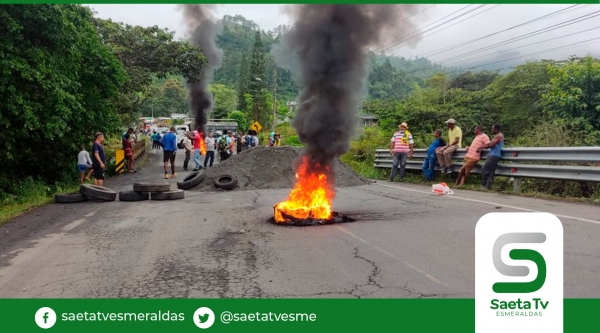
[280,5,422,179]
[180,5,223,134]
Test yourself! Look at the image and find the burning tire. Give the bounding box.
[55,192,87,204]
[80,184,117,201]
[133,182,170,193]
[177,172,205,190]
[214,174,237,190]
[118,190,149,202]
[151,189,184,201]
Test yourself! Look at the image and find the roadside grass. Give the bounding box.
[0,179,79,226]
[1,137,153,226]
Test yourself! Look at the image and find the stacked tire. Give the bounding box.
[55,184,117,203]
[124,182,184,201]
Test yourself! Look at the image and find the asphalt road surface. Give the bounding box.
[1,148,599,298]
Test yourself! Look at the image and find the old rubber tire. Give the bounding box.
[177,172,206,190]
[214,174,237,190]
[151,189,185,201]
[55,192,87,203]
[118,190,149,202]
[133,182,170,193]
[80,184,117,201]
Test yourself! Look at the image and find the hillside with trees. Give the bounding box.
[2,6,599,211]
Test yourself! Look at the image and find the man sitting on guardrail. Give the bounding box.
[388,122,414,182]
[456,126,490,186]
[422,129,446,181]
[481,124,504,190]
[436,118,462,174]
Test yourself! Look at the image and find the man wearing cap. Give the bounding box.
[436,118,462,174]
[388,122,414,182]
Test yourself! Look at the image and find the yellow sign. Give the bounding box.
[250,121,262,132]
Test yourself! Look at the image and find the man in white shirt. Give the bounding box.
[204,132,216,168]
[182,133,193,170]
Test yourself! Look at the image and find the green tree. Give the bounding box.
[0,4,126,191]
[227,111,248,131]
[248,31,266,124]
[93,18,206,124]
[236,54,249,112]
[209,84,238,118]
[542,56,600,143]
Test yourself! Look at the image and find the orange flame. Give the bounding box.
[198,132,206,155]
[274,157,334,223]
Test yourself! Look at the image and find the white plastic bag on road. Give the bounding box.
[432,182,454,195]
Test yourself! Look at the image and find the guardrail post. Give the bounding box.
[513,178,522,193]
[115,149,125,174]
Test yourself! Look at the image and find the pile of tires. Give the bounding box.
[122,182,185,201]
[55,184,117,204]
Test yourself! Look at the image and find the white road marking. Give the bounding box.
[335,225,447,286]
[85,208,99,218]
[375,183,600,225]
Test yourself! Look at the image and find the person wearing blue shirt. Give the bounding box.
[422,129,446,181]
[160,127,178,179]
[481,124,504,190]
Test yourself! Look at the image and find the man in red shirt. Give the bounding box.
[124,134,134,173]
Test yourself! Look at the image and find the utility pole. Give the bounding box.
[272,66,278,133]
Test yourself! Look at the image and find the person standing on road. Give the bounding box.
[388,122,414,182]
[204,132,215,168]
[456,126,490,186]
[182,132,193,171]
[422,129,446,181]
[436,118,462,174]
[92,132,106,186]
[160,127,178,179]
[227,131,235,156]
[77,144,93,184]
[151,131,157,150]
[236,131,244,153]
[190,130,203,171]
[481,124,504,190]
[124,134,134,174]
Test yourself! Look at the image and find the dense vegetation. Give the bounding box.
[2,5,599,220]
[0,5,206,216]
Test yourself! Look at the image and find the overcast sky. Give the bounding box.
[88,4,600,71]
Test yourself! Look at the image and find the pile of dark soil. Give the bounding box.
[192,146,370,191]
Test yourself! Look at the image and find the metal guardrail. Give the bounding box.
[374,147,600,183]
[115,139,146,174]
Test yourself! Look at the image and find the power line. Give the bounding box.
[403,8,600,75]
[416,5,501,41]
[443,25,600,66]
[397,4,437,25]
[421,4,586,58]
[376,5,476,52]
[434,9,600,65]
[453,36,600,73]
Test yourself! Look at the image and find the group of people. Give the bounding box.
[388,118,504,190]
[77,132,107,186]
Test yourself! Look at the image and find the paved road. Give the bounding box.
[1,149,599,298]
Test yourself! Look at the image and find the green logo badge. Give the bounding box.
[492,232,546,293]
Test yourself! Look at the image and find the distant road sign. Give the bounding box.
[250,121,262,132]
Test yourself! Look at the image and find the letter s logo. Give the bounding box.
[492,232,547,293]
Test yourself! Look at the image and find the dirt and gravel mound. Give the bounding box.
[192,146,370,191]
